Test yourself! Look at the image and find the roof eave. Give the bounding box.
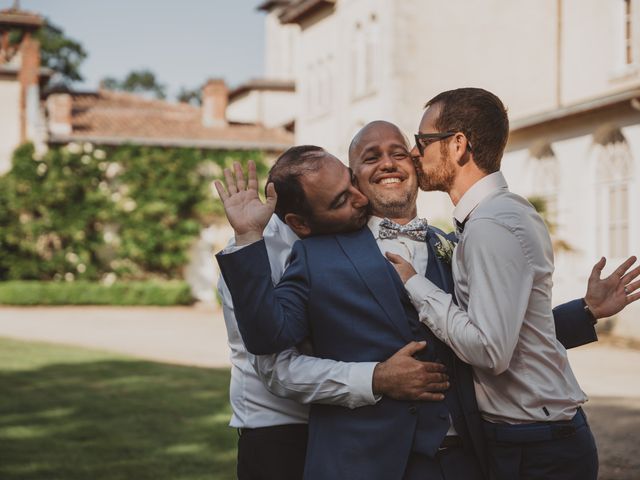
[279,0,335,24]
[48,134,292,152]
[511,87,640,132]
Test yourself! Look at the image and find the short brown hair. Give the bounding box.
[267,145,325,221]
[425,88,509,174]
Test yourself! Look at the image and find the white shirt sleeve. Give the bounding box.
[250,348,380,409]
[218,255,380,409]
[405,219,534,375]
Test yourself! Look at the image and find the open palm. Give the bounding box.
[214,161,277,242]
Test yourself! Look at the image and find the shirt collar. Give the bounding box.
[268,214,299,248]
[368,215,420,240]
[453,171,509,224]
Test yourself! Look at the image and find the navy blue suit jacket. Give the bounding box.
[217,226,596,480]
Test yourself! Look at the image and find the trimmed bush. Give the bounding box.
[0,281,194,306]
[0,142,268,282]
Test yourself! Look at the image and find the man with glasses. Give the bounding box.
[214,120,639,479]
[388,88,639,480]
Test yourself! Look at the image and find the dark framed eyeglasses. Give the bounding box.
[414,132,472,156]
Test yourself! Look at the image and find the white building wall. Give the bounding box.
[277,0,640,338]
[226,92,260,125]
[227,90,295,128]
[261,90,297,128]
[562,0,640,106]
[392,0,558,126]
[265,8,299,80]
[0,79,21,174]
[294,0,395,161]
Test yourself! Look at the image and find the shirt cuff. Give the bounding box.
[347,361,381,407]
[405,274,440,306]
[221,242,251,255]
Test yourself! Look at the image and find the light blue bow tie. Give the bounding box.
[378,217,429,242]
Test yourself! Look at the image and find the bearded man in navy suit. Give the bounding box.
[214,121,632,480]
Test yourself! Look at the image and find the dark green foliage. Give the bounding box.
[101,69,167,99]
[8,20,87,86]
[177,86,202,106]
[0,281,194,305]
[0,338,236,479]
[0,142,267,283]
[36,20,88,85]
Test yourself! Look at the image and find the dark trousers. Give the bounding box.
[483,409,598,480]
[237,423,308,480]
[403,443,485,480]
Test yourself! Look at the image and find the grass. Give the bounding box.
[0,281,195,306]
[0,337,236,479]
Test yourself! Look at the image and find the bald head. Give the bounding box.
[348,120,418,222]
[348,121,409,167]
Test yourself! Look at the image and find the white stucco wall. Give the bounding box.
[227,92,259,125]
[265,8,300,80]
[270,0,640,338]
[227,89,297,128]
[562,0,640,106]
[0,79,21,174]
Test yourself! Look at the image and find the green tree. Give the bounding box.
[177,86,202,105]
[8,19,87,86]
[36,21,87,85]
[101,69,167,99]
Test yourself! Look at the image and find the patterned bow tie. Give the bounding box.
[378,217,429,242]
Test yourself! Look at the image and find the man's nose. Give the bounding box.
[410,144,420,158]
[350,186,369,208]
[379,153,399,170]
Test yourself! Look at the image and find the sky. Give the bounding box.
[6,0,266,98]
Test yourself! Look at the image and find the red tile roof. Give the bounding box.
[49,89,293,152]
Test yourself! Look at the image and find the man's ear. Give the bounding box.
[453,133,472,167]
[285,213,312,238]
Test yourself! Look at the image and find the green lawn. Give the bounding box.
[0,337,236,480]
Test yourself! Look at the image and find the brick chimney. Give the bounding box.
[47,93,72,136]
[17,32,40,142]
[202,79,228,127]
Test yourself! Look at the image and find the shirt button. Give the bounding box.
[409,405,417,415]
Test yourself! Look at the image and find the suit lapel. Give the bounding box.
[336,228,414,343]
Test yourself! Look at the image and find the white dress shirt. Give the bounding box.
[369,215,457,436]
[405,172,587,424]
[219,215,378,429]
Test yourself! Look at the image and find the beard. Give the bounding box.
[412,147,456,192]
[367,187,418,219]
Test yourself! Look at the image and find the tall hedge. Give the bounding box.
[0,142,267,282]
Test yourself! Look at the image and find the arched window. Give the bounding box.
[594,126,633,258]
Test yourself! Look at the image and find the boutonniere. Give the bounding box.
[433,233,456,264]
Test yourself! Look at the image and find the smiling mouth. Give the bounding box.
[377,177,403,185]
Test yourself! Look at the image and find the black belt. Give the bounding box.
[482,408,587,443]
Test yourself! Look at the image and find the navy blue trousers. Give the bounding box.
[484,411,598,480]
[403,446,485,480]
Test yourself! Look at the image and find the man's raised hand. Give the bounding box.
[584,255,640,319]
[214,161,277,245]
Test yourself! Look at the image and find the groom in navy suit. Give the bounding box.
[214,122,608,480]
